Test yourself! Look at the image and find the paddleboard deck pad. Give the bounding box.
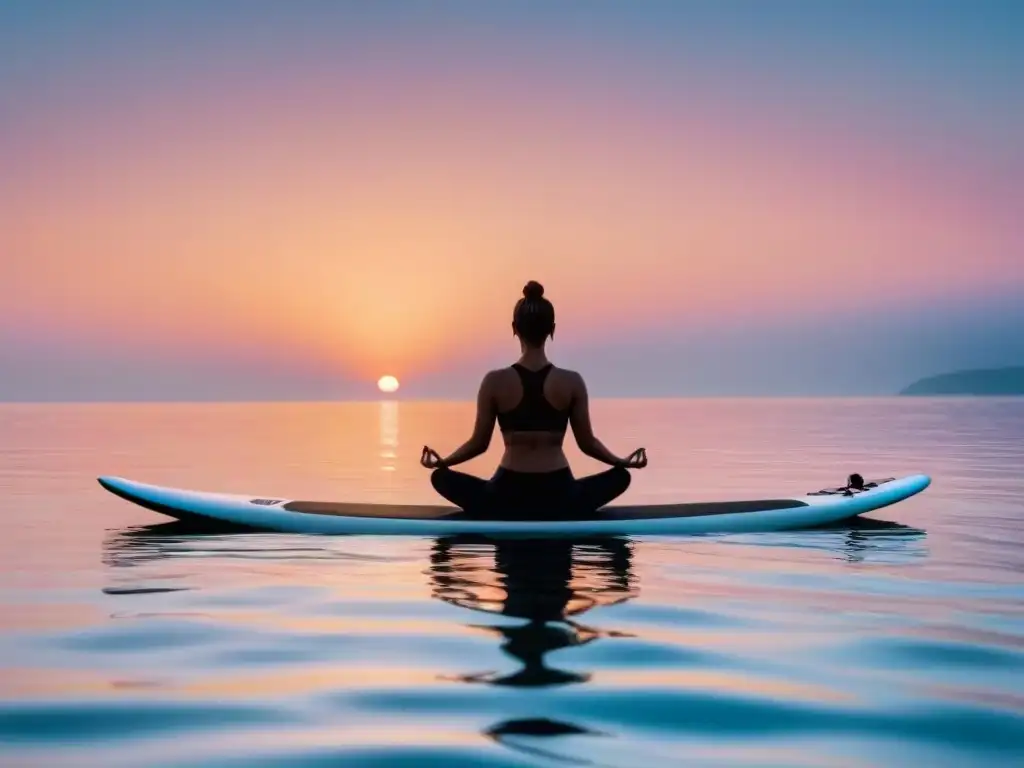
[97,474,930,536]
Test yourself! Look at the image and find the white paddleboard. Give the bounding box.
[98,474,930,537]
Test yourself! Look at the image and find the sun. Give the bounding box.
[377,375,400,394]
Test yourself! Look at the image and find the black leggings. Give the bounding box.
[431,465,631,519]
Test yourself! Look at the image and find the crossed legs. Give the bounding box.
[431,465,631,516]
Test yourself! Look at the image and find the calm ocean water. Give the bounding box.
[1,398,1022,767]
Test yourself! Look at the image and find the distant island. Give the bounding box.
[900,367,1024,396]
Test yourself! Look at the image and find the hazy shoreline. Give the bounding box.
[900,367,1024,396]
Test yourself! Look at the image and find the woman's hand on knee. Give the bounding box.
[421,446,445,469]
[619,448,648,469]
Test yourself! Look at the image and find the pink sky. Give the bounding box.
[1,4,1021,398]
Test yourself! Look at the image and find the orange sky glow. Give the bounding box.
[1,4,1021,398]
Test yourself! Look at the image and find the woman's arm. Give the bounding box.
[568,373,625,466]
[438,372,498,468]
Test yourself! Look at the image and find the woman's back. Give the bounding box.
[492,363,577,473]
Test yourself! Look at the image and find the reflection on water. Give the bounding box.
[378,400,399,473]
[727,515,929,566]
[102,514,926,572]
[92,520,946,765]
[427,536,637,760]
[483,717,610,766]
[428,537,637,688]
[835,518,928,564]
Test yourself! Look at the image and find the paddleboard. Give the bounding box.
[97,474,930,537]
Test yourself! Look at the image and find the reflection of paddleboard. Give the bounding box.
[97,474,930,537]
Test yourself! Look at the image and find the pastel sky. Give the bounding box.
[2,1,1022,400]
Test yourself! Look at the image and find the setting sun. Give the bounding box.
[377,375,400,394]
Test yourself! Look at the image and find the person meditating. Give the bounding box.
[420,280,647,518]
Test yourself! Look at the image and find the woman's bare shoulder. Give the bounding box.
[481,367,515,388]
[552,366,585,387]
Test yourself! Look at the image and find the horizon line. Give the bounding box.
[1,394,1007,406]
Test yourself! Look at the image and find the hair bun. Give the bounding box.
[522,280,545,301]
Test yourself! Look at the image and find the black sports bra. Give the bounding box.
[496,364,571,434]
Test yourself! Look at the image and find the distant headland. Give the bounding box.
[900,367,1024,396]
